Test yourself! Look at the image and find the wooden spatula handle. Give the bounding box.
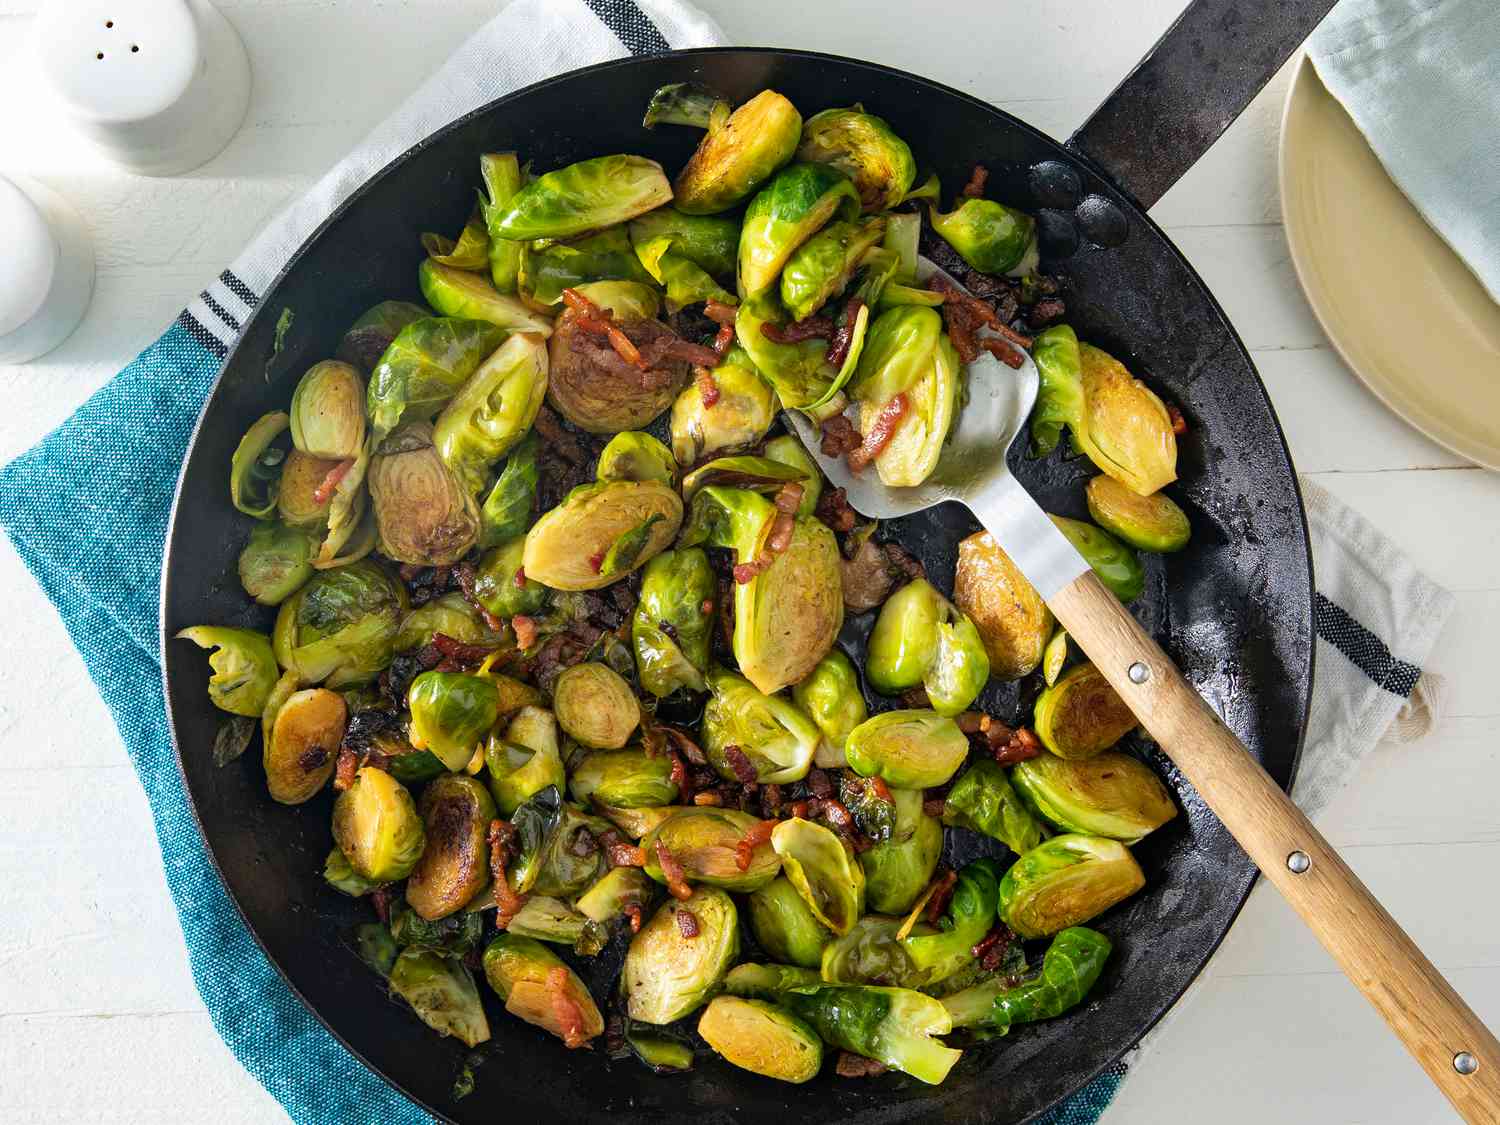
[1050,569,1500,1122]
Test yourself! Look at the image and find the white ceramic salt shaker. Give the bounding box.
[34,0,252,176]
[0,175,96,365]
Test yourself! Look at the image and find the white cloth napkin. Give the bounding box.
[1308,0,1500,304]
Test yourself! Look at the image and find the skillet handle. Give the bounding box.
[1049,569,1500,1122]
[1065,0,1338,208]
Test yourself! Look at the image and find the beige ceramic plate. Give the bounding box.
[1280,56,1500,469]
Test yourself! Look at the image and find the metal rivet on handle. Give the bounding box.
[1455,1052,1479,1076]
[1287,851,1311,874]
[1127,662,1149,684]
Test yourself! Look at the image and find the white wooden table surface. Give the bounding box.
[1,1,1495,1122]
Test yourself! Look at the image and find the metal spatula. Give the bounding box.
[783,259,1500,1119]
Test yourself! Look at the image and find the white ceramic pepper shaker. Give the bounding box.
[34,0,252,176]
[0,175,96,365]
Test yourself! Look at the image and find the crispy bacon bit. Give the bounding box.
[703,299,739,326]
[1168,403,1188,436]
[333,747,358,791]
[511,614,539,651]
[981,336,1025,369]
[923,796,948,818]
[668,751,695,804]
[312,458,356,505]
[819,798,855,833]
[563,286,650,370]
[994,726,1042,766]
[813,485,857,533]
[710,322,735,360]
[819,414,862,458]
[623,903,644,934]
[735,820,777,871]
[700,598,714,616]
[676,908,701,938]
[694,365,721,408]
[599,829,646,869]
[976,925,1015,971]
[825,297,865,369]
[807,769,834,799]
[960,164,989,199]
[925,869,959,925]
[513,565,527,588]
[836,1052,888,1078]
[663,726,708,767]
[1027,296,1067,329]
[869,776,893,803]
[971,927,1004,961]
[846,393,908,472]
[722,745,759,785]
[760,316,834,345]
[547,966,591,1049]
[370,885,394,924]
[655,840,693,901]
[956,711,987,735]
[431,632,499,666]
[487,819,529,927]
[732,482,803,584]
[588,546,607,574]
[789,799,811,820]
[693,791,723,806]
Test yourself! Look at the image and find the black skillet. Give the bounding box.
[161,2,1337,1121]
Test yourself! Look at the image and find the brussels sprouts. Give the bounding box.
[395,592,505,653]
[1049,514,1144,602]
[779,216,886,322]
[323,845,376,897]
[929,196,1037,276]
[723,961,824,1000]
[367,317,510,438]
[760,434,823,518]
[747,876,831,968]
[942,760,1047,855]
[595,803,678,841]
[1042,626,1070,687]
[569,748,678,809]
[262,687,345,804]
[522,479,682,590]
[500,895,608,955]
[521,228,657,308]
[701,668,820,784]
[625,1025,697,1073]
[1076,342,1178,496]
[860,788,943,914]
[845,710,968,790]
[432,332,549,494]
[390,901,486,957]
[1030,323,1085,457]
[792,650,867,767]
[332,766,426,882]
[479,152,524,293]
[380,740,447,786]
[624,886,740,1024]
[483,707,565,817]
[1012,749,1176,843]
[479,432,539,548]
[597,431,678,487]
[237,521,317,606]
[820,915,932,989]
[678,454,806,501]
[629,207,739,311]
[1033,663,1138,760]
[272,560,407,688]
[848,304,941,407]
[405,775,496,920]
[952,530,1054,680]
[643,808,780,892]
[368,422,480,566]
[999,835,1145,939]
[884,212,921,285]
[259,669,299,762]
[492,155,672,241]
[942,926,1110,1032]
[632,548,714,697]
[796,107,917,213]
[1085,474,1191,553]
[902,859,999,979]
[275,448,337,530]
[553,663,640,749]
[778,985,961,1085]
[664,89,802,215]
[505,787,610,898]
[482,934,604,1047]
[422,208,490,271]
[771,817,865,936]
[858,326,960,489]
[175,626,278,717]
[288,360,367,461]
[668,349,776,465]
[576,866,655,926]
[388,948,490,1047]
[866,578,990,716]
[467,538,546,622]
[337,301,428,374]
[407,671,500,771]
[731,293,838,409]
[698,996,823,1084]
[642,82,730,130]
[738,163,861,297]
[230,411,289,519]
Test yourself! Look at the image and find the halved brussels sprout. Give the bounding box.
[520,228,657,308]
[407,671,500,771]
[337,301,428,374]
[176,626,278,717]
[723,962,824,1000]
[747,876,830,968]
[679,455,806,502]
[390,901,487,956]
[761,434,823,518]
[732,293,838,409]
[665,89,802,215]
[1076,342,1178,496]
[624,886,740,1024]
[598,431,678,486]
[569,748,678,809]
[230,411,289,519]
[271,560,407,688]
[669,348,776,465]
[553,663,640,749]
[406,774,496,920]
[1012,749,1176,843]
[262,687,345,804]
[238,521,317,606]
[522,480,682,590]
[395,592,505,653]
[738,163,861,297]
[929,196,1037,276]
[479,432,539,548]
[698,996,823,1084]
[479,152,524,293]
[849,304,942,406]
[866,578,990,716]
[323,845,376,897]
[471,537,547,620]
[845,709,968,790]
[629,206,739,311]
[432,332,549,494]
[701,668,820,784]
[792,650,867,768]
[367,317,510,438]
[1033,663,1138,760]
[998,834,1145,939]
[857,329,959,489]
[492,155,672,241]
[1050,514,1144,602]
[902,859,1000,980]
[576,866,655,927]
[771,817,865,936]
[368,421,481,566]
[289,360,367,461]
[643,808,781,892]
[796,107,917,213]
[595,803,678,841]
[778,985,960,1086]
[953,530,1054,680]
[418,259,554,336]
[779,216,886,322]
[942,760,1047,855]
[260,670,299,765]
[332,765,426,882]
[820,914,933,989]
[482,934,603,1048]
[276,448,337,530]
[1028,325,1083,463]
[632,547,714,697]
[860,788,943,914]
[1085,474,1191,553]
[942,926,1111,1032]
[388,948,490,1047]
[484,705,566,816]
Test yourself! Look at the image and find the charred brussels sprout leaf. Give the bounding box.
[569,748,678,809]
[388,948,491,1047]
[698,996,823,1084]
[796,106,917,213]
[667,89,802,216]
[238,521,317,606]
[942,926,1112,1033]
[472,537,547,620]
[861,788,943,914]
[263,687,346,804]
[780,216,886,322]
[230,411,290,519]
[942,760,1047,855]
[390,902,486,957]
[643,808,781,892]
[866,578,989,716]
[271,559,406,688]
[175,626,279,717]
[1049,515,1144,602]
[632,547,714,697]
[794,650,868,768]
[845,709,968,790]
[479,432,539,548]
[367,317,510,438]
[482,934,604,1047]
[406,774,496,920]
[1012,749,1176,843]
[953,530,1054,680]
[901,859,999,978]
[669,349,776,465]
[701,668,820,784]
[553,663,640,749]
[1076,343,1178,496]
[1085,474,1191,553]
[523,480,682,591]
[624,887,740,1024]
[771,817,865,936]
[929,196,1037,276]
[290,360,367,460]
[998,835,1145,939]
[505,787,610,899]
[747,876,831,968]
[738,163,860,297]
[778,985,961,1086]
[493,155,672,241]
[407,671,500,771]
[484,705,566,817]
[337,301,428,374]
[332,766,426,883]
[1033,662,1138,760]
[432,332,549,494]
[478,152,524,293]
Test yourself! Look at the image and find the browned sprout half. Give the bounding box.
[522,479,682,591]
[276,448,338,530]
[552,663,640,749]
[1033,663,1138,759]
[263,687,346,805]
[368,421,480,566]
[405,775,497,920]
[953,530,1054,680]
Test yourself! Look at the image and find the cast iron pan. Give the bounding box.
[160,2,1334,1120]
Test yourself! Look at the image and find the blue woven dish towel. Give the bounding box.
[0,1,1455,1122]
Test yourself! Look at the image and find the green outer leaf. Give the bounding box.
[229,411,290,519]
[478,431,539,548]
[422,207,490,270]
[779,216,886,322]
[629,207,738,277]
[642,82,728,130]
[1030,324,1084,457]
[519,226,657,306]
[900,859,999,976]
[432,331,548,495]
[737,163,861,298]
[632,547,714,697]
[847,305,942,406]
[771,817,865,936]
[942,760,1047,854]
[733,292,836,409]
[479,153,524,293]
[367,317,509,438]
[175,626,279,717]
[494,154,673,241]
[941,926,1112,1031]
[778,986,961,1085]
[860,790,943,914]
